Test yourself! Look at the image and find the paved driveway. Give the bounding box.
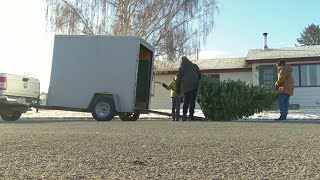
[0,119,320,179]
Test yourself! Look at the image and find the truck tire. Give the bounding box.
[119,112,140,121]
[0,111,22,121]
[91,96,116,121]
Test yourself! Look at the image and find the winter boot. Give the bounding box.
[176,114,180,121]
[276,115,286,120]
[182,114,187,121]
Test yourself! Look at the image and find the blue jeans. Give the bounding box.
[171,97,181,119]
[279,93,290,116]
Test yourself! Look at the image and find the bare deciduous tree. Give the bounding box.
[45,0,219,61]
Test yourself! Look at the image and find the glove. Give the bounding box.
[162,83,168,88]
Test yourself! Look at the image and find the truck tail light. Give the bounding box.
[0,77,7,90]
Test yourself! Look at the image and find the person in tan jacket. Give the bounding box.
[275,60,294,120]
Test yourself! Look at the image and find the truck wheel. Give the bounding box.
[119,112,140,121]
[0,111,22,121]
[91,96,116,121]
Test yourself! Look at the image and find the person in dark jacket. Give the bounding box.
[275,59,294,120]
[176,56,201,121]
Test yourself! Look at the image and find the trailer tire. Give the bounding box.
[91,96,116,121]
[0,111,22,121]
[119,112,140,121]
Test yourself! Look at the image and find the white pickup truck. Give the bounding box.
[0,73,40,121]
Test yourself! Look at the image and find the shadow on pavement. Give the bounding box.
[237,119,320,124]
[0,118,95,124]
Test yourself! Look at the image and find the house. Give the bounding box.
[247,45,320,107]
[150,57,252,109]
[150,45,320,109]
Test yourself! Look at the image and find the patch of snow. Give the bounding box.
[22,109,92,119]
[246,109,320,120]
[21,108,320,120]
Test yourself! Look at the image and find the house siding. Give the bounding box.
[253,61,320,108]
[290,87,320,107]
[150,77,320,109]
[220,72,252,83]
[150,75,202,109]
[150,75,172,109]
[150,72,252,109]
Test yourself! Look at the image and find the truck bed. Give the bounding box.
[0,73,40,104]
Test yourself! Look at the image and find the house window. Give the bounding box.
[293,64,320,87]
[202,74,220,80]
[262,69,274,85]
[259,65,277,86]
[209,74,220,80]
[292,66,300,86]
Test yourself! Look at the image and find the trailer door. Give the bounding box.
[135,44,153,109]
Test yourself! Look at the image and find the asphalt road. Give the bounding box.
[0,118,320,179]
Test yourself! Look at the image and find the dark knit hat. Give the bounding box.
[277,59,286,66]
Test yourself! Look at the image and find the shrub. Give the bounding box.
[197,76,277,121]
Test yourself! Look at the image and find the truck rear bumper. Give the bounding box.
[0,96,31,113]
[0,96,21,105]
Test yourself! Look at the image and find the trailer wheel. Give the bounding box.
[119,112,140,121]
[91,97,115,121]
[0,111,22,121]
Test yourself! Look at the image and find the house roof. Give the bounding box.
[155,57,249,71]
[246,45,320,61]
[155,45,320,74]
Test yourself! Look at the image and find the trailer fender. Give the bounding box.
[111,94,121,112]
[89,93,121,112]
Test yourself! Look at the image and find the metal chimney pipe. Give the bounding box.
[263,33,268,50]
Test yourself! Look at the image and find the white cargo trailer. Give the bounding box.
[47,35,154,121]
[0,73,40,121]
